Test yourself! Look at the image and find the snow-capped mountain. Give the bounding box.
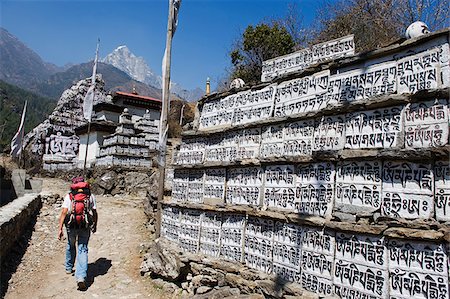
[102,45,162,89]
[102,45,204,101]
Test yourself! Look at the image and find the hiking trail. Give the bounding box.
[3,177,175,299]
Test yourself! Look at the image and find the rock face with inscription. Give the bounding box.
[23,75,110,171]
[156,29,450,299]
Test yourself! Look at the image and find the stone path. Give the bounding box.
[3,178,176,299]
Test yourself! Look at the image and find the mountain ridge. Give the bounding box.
[102,45,204,102]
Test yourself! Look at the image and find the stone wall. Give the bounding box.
[158,30,450,298]
[0,193,41,262]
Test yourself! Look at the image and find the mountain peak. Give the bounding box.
[102,45,161,88]
[102,45,205,101]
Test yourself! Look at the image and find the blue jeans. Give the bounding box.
[65,227,90,282]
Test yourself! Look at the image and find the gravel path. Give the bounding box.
[3,178,174,299]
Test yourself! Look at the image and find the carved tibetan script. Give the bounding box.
[382,161,434,219]
[388,239,449,299]
[161,206,180,243]
[273,222,302,283]
[221,214,245,262]
[199,211,222,257]
[264,165,296,211]
[244,217,274,273]
[397,47,445,94]
[179,209,202,253]
[274,70,330,117]
[295,163,335,217]
[336,161,382,209]
[199,85,275,130]
[226,167,263,206]
[261,35,354,82]
[203,168,225,204]
[345,106,403,149]
[301,228,335,297]
[404,99,449,148]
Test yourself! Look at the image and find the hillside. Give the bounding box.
[0,80,55,152]
[34,62,162,100]
[0,28,61,89]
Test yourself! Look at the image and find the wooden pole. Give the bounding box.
[156,0,175,238]
[83,120,91,176]
[18,119,25,169]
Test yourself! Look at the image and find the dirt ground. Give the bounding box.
[3,177,178,299]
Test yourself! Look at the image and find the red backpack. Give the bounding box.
[67,181,92,228]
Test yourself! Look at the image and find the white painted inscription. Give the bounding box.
[336,233,387,269]
[261,35,354,82]
[397,48,443,94]
[295,162,335,217]
[220,214,245,262]
[161,206,180,243]
[313,116,346,151]
[244,217,274,273]
[336,161,382,209]
[334,259,389,298]
[187,170,204,203]
[203,168,226,203]
[172,169,189,202]
[44,132,79,161]
[226,167,263,206]
[301,227,335,296]
[388,239,449,299]
[199,85,275,130]
[263,165,296,211]
[404,100,449,148]
[173,137,206,166]
[272,222,302,282]
[345,106,403,149]
[327,61,397,104]
[382,161,434,219]
[179,209,202,253]
[199,212,222,257]
[274,71,330,117]
[284,120,314,157]
[260,124,284,159]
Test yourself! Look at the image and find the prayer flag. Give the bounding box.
[10,100,27,157]
[83,39,100,121]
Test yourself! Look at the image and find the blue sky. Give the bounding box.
[1,0,322,91]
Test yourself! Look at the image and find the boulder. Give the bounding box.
[124,172,151,194]
[97,171,118,192]
[140,240,185,281]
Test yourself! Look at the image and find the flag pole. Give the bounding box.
[156,0,177,238]
[18,101,27,169]
[82,120,92,175]
[82,39,100,176]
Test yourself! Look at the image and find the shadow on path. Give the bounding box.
[85,257,112,289]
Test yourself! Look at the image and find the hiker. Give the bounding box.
[58,176,98,291]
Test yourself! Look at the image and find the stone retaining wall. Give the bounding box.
[0,193,41,262]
